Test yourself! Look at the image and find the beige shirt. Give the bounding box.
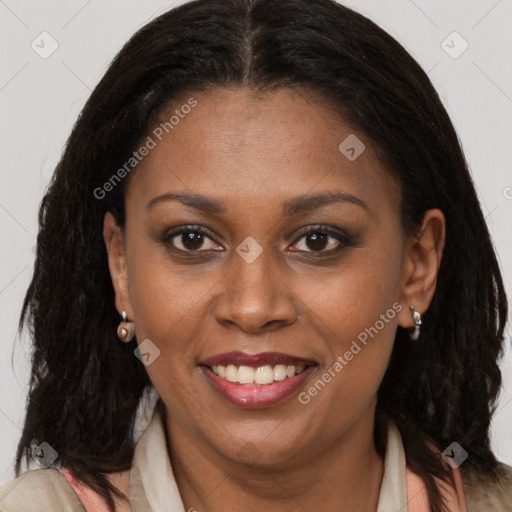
[1,396,510,511]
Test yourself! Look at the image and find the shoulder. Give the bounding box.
[0,468,85,512]
[461,462,512,512]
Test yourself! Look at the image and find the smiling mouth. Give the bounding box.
[199,351,317,408]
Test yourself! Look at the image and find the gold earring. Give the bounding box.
[409,305,422,340]
[117,310,135,343]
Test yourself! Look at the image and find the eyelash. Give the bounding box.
[160,224,353,257]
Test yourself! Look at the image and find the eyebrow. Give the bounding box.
[146,191,368,215]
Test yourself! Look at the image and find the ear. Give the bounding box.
[103,211,134,320]
[397,208,446,332]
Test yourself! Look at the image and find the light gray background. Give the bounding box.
[1,0,511,484]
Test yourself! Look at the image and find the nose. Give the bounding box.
[214,246,299,333]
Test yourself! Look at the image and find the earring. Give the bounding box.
[117,310,135,343]
[409,305,422,340]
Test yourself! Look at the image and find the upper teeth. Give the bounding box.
[211,364,306,385]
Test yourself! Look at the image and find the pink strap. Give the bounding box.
[59,468,112,512]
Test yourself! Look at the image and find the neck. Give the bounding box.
[164,406,385,512]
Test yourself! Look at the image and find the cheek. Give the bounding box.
[295,239,402,407]
[125,249,213,415]
[125,238,218,371]
[297,290,398,438]
[300,241,402,347]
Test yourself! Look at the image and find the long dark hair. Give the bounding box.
[15,1,507,511]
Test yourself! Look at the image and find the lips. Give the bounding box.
[199,351,317,408]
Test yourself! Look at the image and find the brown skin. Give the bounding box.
[103,87,445,512]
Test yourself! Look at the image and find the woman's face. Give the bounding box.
[105,87,443,467]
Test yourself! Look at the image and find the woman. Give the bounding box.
[1,0,511,510]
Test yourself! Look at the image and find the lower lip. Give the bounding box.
[200,365,316,409]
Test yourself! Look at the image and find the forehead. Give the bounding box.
[126,86,400,218]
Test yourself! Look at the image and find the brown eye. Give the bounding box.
[162,226,223,252]
[289,226,352,254]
